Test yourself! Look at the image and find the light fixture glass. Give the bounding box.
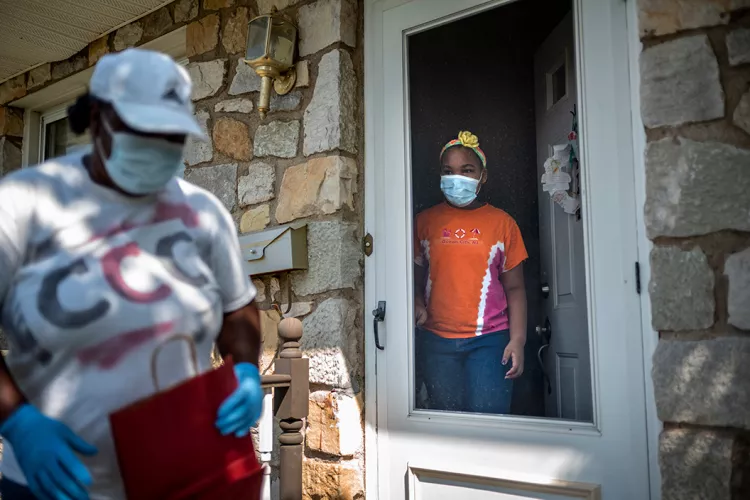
[244,13,298,119]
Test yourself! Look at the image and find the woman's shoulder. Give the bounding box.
[0,152,87,195]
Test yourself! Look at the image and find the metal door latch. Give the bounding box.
[363,233,374,257]
[372,301,386,350]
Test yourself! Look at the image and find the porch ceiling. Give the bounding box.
[0,0,171,83]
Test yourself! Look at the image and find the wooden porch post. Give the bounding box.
[273,318,309,500]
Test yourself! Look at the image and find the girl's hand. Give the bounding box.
[502,339,525,379]
[415,304,428,326]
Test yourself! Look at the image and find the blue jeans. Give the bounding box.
[416,329,513,414]
[0,478,37,499]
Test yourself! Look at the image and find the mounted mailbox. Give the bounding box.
[238,224,308,277]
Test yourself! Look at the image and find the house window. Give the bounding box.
[40,107,92,162]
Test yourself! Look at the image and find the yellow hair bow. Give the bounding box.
[458,131,479,149]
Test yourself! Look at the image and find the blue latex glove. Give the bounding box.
[216,362,263,437]
[0,404,97,500]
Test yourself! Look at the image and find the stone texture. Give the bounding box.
[260,308,281,373]
[727,28,750,67]
[254,120,300,158]
[229,59,262,95]
[215,98,254,113]
[222,7,249,55]
[307,391,362,456]
[88,37,109,66]
[187,14,219,57]
[113,23,143,51]
[213,117,251,161]
[0,76,26,105]
[653,337,750,429]
[142,7,173,38]
[640,35,724,128]
[173,0,199,23]
[270,278,281,302]
[188,59,226,101]
[659,428,733,500]
[645,138,750,237]
[298,0,357,57]
[269,91,302,112]
[238,162,275,206]
[301,298,358,388]
[0,107,24,137]
[257,0,302,13]
[725,248,750,330]
[295,60,310,88]
[303,460,364,500]
[287,301,313,318]
[185,110,213,166]
[204,0,234,9]
[240,205,270,233]
[0,138,22,175]
[51,54,87,81]
[184,163,238,211]
[292,220,360,296]
[276,156,357,223]
[649,246,715,331]
[27,64,51,90]
[637,0,731,37]
[253,279,266,302]
[735,89,750,135]
[304,50,357,155]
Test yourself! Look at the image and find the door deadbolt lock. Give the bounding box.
[541,282,550,298]
[536,317,552,343]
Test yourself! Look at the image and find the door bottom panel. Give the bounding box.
[408,466,601,500]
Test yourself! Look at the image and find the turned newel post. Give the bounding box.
[275,317,308,500]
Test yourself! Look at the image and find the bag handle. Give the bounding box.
[151,334,199,392]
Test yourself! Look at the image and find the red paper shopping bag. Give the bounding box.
[109,335,262,500]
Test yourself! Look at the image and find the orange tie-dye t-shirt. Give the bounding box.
[414,203,528,339]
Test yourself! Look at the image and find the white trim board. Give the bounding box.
[626,0,661,497]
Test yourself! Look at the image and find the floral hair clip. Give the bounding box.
[440,130,487,168]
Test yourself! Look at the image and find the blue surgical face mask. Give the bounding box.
[440,175,480,207]
[97,118,185,195]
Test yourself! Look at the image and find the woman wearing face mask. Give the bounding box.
[0,49,263,500]
[414,131,528,415]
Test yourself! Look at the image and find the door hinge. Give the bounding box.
[635,261,642,295]
[363,233,374,257]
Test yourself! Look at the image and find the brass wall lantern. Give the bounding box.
[244,11,297,119]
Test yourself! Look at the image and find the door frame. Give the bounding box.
[363,1,661,499]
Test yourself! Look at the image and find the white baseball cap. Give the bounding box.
[89,48,206,140]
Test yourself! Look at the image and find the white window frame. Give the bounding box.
[13,26,187,167]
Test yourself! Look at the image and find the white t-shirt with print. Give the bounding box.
[0,152,256,499]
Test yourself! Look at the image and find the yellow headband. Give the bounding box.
[440,131,487,167]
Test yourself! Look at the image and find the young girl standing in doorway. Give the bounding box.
[414,131,528,414]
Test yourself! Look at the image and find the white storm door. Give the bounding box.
[364,0,652,499]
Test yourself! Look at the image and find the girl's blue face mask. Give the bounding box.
[97,117,185,195]
[440,175,480,207]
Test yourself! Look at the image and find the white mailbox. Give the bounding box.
[238,224,308,277]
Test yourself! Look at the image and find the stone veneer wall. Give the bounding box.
[183,1,365,498]
[0,0,365,498]
[638,1,750,499]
